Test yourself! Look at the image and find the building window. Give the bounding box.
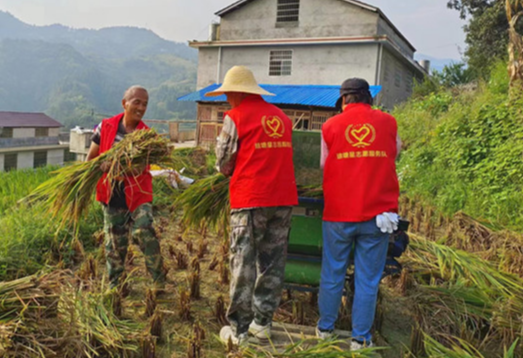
[269,50,293,76]
[33,151,47,168]
[405,71,413,93]
[4,153,17,171]
[0,128,13,138]
[383,61,390,83]
[277,0,300,24]
[395,66,402,87]
[35,128,49,137]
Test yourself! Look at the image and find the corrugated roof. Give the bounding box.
[177,84,382,108]
[0,112,63,128]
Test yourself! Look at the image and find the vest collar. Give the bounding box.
[343,103,371,112]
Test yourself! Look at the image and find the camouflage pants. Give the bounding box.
[103,203,165,288]
[227,207,292,335]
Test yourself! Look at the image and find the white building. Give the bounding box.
[0,112,70,171]
[190,0,427,109]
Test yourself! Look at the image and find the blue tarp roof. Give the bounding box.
[177,84,382,108]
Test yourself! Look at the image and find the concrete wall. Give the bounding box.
[220,0,378,40]
[17,151,34,170]
[206,43,379,87]
[47,149,65,166]
[69,131,93,155]
[378,48,415,109]
[49,128,60,137]
[0,154,4,171]
[377,18,414,58]
[197,47,220,89]
[13,128,35,138]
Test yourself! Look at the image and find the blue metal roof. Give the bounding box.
[177,84,382,109]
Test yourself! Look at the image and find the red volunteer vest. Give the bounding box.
[95,113,153,212]
[322,103,399,222]
[227,95,298,209]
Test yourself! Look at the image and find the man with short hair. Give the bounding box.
[86,85,166,290]
[208,66,298,345]
[316,78,401,350]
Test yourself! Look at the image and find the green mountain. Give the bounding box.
[0,11,197,129]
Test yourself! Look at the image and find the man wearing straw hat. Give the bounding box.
[208,66,298,345]
[86,85,166,290]
[316,78,401,350]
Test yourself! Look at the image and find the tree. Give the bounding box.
[448,1,509,77]
[447,0,498,19]
[447,0,523,84]
[432,63,474,87]
[506,0,523,85]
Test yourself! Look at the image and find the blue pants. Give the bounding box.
[317,219,389,342]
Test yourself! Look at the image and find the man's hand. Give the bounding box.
[125,165,146,177]
[100,161,111,173]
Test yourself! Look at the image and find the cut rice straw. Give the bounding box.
[25,129,174,230]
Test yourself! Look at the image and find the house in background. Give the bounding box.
[180,0,428,145]
[0,112,71,171]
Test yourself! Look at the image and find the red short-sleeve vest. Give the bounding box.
[322,103,399,222]
[227,95,298,209]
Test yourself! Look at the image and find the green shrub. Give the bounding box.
[395,61,523,229]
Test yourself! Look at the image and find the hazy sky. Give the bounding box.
[0,0,467,60]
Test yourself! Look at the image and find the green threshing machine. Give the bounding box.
[284,131,408,292]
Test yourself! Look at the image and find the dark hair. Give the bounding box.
[343,92,373,106]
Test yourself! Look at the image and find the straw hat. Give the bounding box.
[205,66,275,97]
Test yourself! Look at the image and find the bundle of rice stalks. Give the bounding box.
[59,285,143,357]
[175,173,230,232]
[1,270,142,358]
[406,234,523,298]
[423,333,519,358]
[239,338,385,357]
[297,185,323,198]
[407,234,523,348]
[26,129,174,229]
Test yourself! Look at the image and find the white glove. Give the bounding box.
[376,212,399,234]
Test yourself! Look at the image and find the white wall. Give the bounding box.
[197,47,220,89]
[208,43,379,87]
[220,0,378,41]
[17,152,34,170]
[49,128,60,137]
[47,149,65,166]
[13,128,35,138]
